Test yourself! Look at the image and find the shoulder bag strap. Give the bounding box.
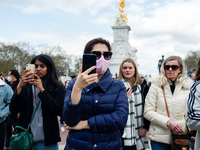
[162,87,189,134]
[162,87,174,134]
[161,87,170,118]
[26,99,41,131]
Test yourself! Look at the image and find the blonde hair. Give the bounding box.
[118,58,143,85]
[160,55,186,79]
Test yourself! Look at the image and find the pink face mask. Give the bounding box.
[96,55,111,74]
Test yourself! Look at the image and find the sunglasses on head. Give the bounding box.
[164,65,180,70]
[90,51,112,60]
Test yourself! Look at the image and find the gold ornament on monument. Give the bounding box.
[115,0,128,23]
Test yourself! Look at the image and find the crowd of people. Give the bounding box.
[0,37,199,150]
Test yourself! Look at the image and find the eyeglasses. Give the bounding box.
[90,51,112,60]
[164,65,180,70]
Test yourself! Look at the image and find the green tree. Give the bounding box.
[0,42,33,74]
[74,55,82,75]
[44,45,71,75]
[0,42,71,75]
[184,51,200,71]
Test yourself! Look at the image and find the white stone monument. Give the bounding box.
[109,0,137,78]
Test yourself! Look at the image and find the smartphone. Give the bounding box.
[82,54,96,75]
[25,64,35,75]
[126,84,137,93]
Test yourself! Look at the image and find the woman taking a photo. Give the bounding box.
[144,55,193,150]
[63,37,129,150]
[9,54,65,150]
[118,58,150,150]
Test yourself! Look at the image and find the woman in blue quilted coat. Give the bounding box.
[63,37,129,150]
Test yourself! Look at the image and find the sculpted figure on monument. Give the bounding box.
[118,0,125,13]
[116,46,123,55]
[157,55,164,74]
[115,0,128,23]
[127,47,137,59]
[115,42,124,55]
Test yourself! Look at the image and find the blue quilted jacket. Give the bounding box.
[63,69,128,150]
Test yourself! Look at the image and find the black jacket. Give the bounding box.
[7,79,19,126]
[140,79,150,130]
[9,83,65,146]
[11,79,20,92]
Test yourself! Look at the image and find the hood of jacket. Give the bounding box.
[0,79,5,86]
[153,75,193,90]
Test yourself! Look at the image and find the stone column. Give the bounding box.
[109,16,137,78]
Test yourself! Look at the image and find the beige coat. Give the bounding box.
[144,76,193,144]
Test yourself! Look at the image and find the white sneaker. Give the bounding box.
[60,126,65,132]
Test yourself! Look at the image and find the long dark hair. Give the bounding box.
[30,54,60,92]
[195,59,200,81]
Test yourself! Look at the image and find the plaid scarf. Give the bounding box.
[123,79,149,150]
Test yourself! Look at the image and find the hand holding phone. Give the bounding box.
[17,64,35,93]
[126,84,137,93]
[70,54,97,104]
[25,64,35,77]
[82,54,96,74]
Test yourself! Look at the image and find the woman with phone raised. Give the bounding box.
[9,54,65,150]
[63,37,128,150]
[118,58,150,150]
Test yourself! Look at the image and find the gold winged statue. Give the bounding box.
[115,0,128,23]
[118,0,125,13]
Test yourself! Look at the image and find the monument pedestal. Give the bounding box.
[109,16,137,78]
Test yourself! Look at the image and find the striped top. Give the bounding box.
[186,80,200,150]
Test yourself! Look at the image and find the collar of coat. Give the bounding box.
[84,69,113,93]
[153,75,193,90]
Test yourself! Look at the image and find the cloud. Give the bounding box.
[126,3,144,14]
[0,0,115,15]
[88,0,115,15]
[17,31,112,56]
[23,5,47,14]
[124,0,200,77]
[0,36,7,42]
[90,12,114,25]
[130,0,200,39]
[126,0,146,4]
[1,0,200,77]
[52,22,55,27]
[0,0,29,8]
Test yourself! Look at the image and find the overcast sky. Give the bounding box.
[0,0,200,77]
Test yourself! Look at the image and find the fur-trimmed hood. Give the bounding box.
[152,75,193,90]
[0,79,5,86]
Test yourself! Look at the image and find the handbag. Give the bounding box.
[162,87,189,150]
[10,100,41,150]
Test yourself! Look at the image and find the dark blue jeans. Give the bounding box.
[189,139,195,150]
[151,140,172,150]
[5,125,12,147]
[34,142,58,150]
